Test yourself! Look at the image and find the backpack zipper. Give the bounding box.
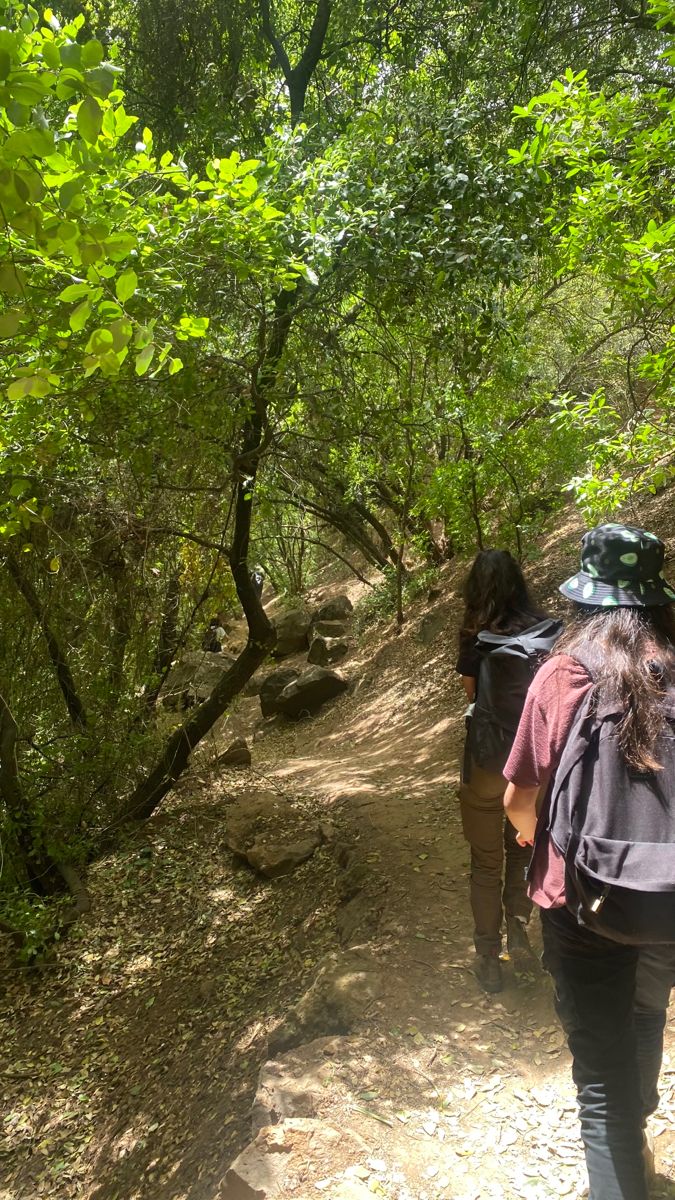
[591,884,611,913]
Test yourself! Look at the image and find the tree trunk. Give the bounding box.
[154,573,181,674]
[0,691,54,890]
[5,554,87,730]
[260,0,332,126]
[108,576,133,702]
[113,292,298,826]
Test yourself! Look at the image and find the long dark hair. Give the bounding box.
[555,605,675,772]
[461,549,545,637]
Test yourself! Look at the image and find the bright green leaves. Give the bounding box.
[103,234,136,261]
[81,39,104,69]
[176,315,209,340]
[58,281,89,302]
[77,95,103,144]
[7,372,54,401]
[69,299,92,332]
[115,269,138,303]
[511,21,675,515]
[0,310,21,337]
[59,176,84,211]
[0,262,25,295]
[86,65,120,101]
[135,342,155,375]
[85,326,114,355]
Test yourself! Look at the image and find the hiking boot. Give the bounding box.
[474,954,503,994]
[506,917,536,968]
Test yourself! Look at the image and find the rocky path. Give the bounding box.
[225,579,675,1200]
[3,506,675,1200]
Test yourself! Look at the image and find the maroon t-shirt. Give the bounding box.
[504,655,593,907]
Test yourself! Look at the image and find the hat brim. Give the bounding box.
[559,571,675,607]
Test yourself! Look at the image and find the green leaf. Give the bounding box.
[177,315,209,338]
[59,177,83,211]
[86,65,117,99]
[69,299,92,332]
[0,262,25,296]
[0,310,21,337]
[7,100,29,127]
[104,233,136,261]
[115,269,138,303]
[135,343,155,375]
[55,68,85,101]
[81,39,104,68]
[7,375,49,401]
[109,318,132,351]
[85,326,114,354]
[60,41,82,68]
[41,41,60,69]
[58,282,90,302]
[77,95,103,144]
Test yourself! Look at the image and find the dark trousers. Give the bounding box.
[459,759,532,956]
[541,907,675,1200]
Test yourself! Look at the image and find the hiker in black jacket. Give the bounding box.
[456,549,561,994]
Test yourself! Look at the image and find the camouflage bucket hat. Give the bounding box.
[559,524,675,608]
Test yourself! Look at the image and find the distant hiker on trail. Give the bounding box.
[504,523,675,1200]
[456,549,562,994]
[250,565,265,600]
[202,617,226,654]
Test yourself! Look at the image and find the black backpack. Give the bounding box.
[547,655,675,945]
[467,618,562,774]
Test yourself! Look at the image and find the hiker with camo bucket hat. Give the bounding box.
[559,523,675,609]
[503,523,675,1200]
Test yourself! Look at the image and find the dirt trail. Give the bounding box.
[244,507,675,1200]
[3,500,675,1200]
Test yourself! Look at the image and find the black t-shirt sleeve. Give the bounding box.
[456,631,480,677]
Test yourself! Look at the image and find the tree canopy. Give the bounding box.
[1,0,674,950]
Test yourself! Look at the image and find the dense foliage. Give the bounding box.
[1,0,673,950]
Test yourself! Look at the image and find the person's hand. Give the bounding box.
[516,833,534,847]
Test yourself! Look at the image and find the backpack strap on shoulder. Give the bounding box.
[561,646,596,681]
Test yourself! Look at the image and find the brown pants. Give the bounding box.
[459,758,532,956]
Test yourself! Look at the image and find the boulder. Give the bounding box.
[269,950,382,1054]
[225,789,322,879]
[418,608,449,646]
[312,619,348,639]
[225,790,286,858]
[307,635,350,667]
[190,653,236,702]
[272,609,311,657]
[242,674,262,697]
[159,650,236,708]
[220,1120,355,1199]
[275,667,348,719]
[246,839,319,879]
[252,1054,329,1134]
[218,738,251,768]
[259,667,300,718]
[316,594,353,622]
